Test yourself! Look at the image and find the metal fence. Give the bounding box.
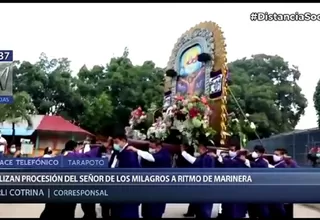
[247,128,320,166]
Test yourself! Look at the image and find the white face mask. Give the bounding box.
[0,145,5,153]
[229,151,237,158]
[83,144,91,153]
[252,151,259,159]
[149,148,156,154]
[273,155,282,162]
[10,148,16,154]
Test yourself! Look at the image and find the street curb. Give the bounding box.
[301,204,320,212]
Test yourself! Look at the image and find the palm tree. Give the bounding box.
[0,92,37,144]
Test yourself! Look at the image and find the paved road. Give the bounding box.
[0,203,319,218]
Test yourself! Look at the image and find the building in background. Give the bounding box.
[35,115,93,155]
[0,115,42,152]
[0,115,93,156]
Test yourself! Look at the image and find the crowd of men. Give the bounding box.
[0,131,298,219]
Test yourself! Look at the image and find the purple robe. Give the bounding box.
[248,157,270,218]
[221,156,248,218]
[275,160,287,168]
[268,160,287,217]
[250,157,269,168]
[193,153,214,218]
[142,149,171,218]
[193,153,215,168]
[283,159,297,218]
[41,149,100,219]
[288,159,299,168]
[111,146,140,218]
[64,147,100,158]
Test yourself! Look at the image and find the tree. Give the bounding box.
[12,51,307,139]
[12,59,49,114]
[0,92,37,144]
[10,50,165,136]
[13,53,86,122]
[313,80,320,128]
[79,92,114,134]
[75,49,164,133]
[228,54,307,139]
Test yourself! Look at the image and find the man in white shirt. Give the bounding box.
[0,133,7,155]
[110,133,140,218]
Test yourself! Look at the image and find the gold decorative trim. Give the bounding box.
[166,21,228,146]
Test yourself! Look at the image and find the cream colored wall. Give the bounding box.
[38,136,68,150]
[34,132,88,156]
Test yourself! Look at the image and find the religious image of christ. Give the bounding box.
[176,45,206,96]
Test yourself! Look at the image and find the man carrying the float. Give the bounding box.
[110,132,141,218]
[282,148,299,168]
[40,140,104,219]
[80,137,99,219]
[268,148,296,218]
[127,139,171,218]
[278,148,298,218]
[248,145,271,219]
[180,141,215,218]
[212,144,251,219]
[101,136,115,219]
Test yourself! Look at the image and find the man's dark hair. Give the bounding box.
[65,140,77,151]
[113,132,127,141]
[229,145,241,151]
[275,148,287,155]
[43,147,52,155]
[254,145,265,154]
[228,135,241,150]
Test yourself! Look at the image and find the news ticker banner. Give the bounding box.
[0,158,109,168]
[0,169,319,203]
[0,50,13,104]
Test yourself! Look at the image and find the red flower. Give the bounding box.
[134,107,143,117]
[175,96,184,101]
[189,107,199,118]
[201,96,208,105]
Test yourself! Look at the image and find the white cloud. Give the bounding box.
[1,3,319,129]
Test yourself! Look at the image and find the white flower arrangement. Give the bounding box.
[146,117,168,141]
[125,107,149,140]
[146,95,215,145]
[129,107,147,129]
[128,95,216,147]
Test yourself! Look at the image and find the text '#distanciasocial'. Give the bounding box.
[0,174,253,184]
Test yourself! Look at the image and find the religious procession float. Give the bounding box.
[125,21,268,161]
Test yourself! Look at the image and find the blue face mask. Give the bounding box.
[113,144,121,151]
